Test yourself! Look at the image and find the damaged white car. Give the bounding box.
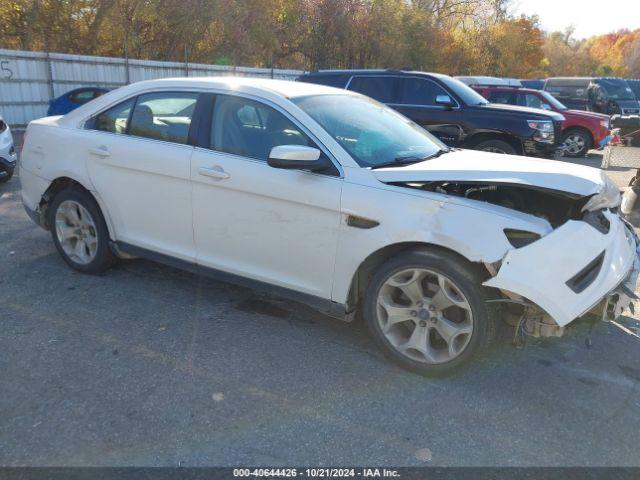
[20,77,639,375]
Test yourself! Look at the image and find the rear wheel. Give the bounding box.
[561,129,592,158]
[0,165,13,183]
[474,139,517,155]
[363,248,496,376]
[48,188,114,274]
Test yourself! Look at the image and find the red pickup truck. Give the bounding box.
[473,86,611,157]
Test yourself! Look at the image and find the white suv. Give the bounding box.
[20,77,638,375]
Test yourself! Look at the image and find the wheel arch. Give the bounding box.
[463,132,523,155]
[344,241,490,316]
[562,125,594,146]
[39,176,116,239]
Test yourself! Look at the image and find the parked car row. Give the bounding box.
[298,70,565,158]
[37,70,615,162]
[18,76,638,375]
[462,77,611,157]
[514,77,640,116]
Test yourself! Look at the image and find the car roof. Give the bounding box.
[456,76,522,87]
[125,76,350,99]
[57,76,357,126]
[305,69,450,80]
[478,86,540,94]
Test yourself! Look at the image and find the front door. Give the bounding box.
[190,94,343,299]
[390,77,466,146]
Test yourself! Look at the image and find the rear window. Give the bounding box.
[347,76,397,103]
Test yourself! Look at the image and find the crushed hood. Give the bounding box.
[372,149,605,197]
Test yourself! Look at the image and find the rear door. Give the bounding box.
[85,91,200,261]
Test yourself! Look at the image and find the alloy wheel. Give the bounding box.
[54,200,99,265]
[561,134,586,156]
[376,268,474,364]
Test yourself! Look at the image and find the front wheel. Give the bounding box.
[48,188,114,274]
[0,165,14,183]
[363,249,496,376]
[474,139,517,155]
[561,129,592,158]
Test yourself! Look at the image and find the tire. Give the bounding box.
[363,248,496,376]
[48,188,114,274]
[0,165,13,183]
[560,129,592,158]
[473,139,517,155]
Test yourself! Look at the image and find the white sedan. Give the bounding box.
[20,77,638,375]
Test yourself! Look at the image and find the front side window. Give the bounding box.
[539,91,567,110]
[293,94,446,168]
[210,95,313,161]
[398,78,449,106]
[348,76,397,103]
[129,92,199,144]
[91,98,135,135]
[520,93,546,109]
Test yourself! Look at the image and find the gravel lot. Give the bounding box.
[1,150,640,467]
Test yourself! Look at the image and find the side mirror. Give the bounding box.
[435,95,455,109]
[267,145,326,171]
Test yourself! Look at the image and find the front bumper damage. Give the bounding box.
[484,210,639,330]
[604,239,640,320]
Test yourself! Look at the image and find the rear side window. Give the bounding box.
[398,78,449,106]
[129,92,199,144]
[348,76,397,103]
[210,95,312,161]
[91,98,135,134]
[488,91,517,105]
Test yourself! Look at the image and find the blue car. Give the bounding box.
[47,87,110,116]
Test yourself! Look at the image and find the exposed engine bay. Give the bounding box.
[394,181,589,228]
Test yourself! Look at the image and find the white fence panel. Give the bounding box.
[0,48,304,129]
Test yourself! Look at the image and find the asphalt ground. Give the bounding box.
[1,149,640,467]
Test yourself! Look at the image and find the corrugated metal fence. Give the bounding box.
[0,48,305,129]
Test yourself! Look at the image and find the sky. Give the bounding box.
[512,0,640,39]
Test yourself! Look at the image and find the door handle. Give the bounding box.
[198,166,230,180]
[89,146,111,158]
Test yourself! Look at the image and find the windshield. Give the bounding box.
[540,91,568,110]
[292,94,447,168]
[596,79,636,101]
[438,75,489,106]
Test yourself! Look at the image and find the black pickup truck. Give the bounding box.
[298,70,565,157]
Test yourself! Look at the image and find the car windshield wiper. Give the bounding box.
[371,150,448,169]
